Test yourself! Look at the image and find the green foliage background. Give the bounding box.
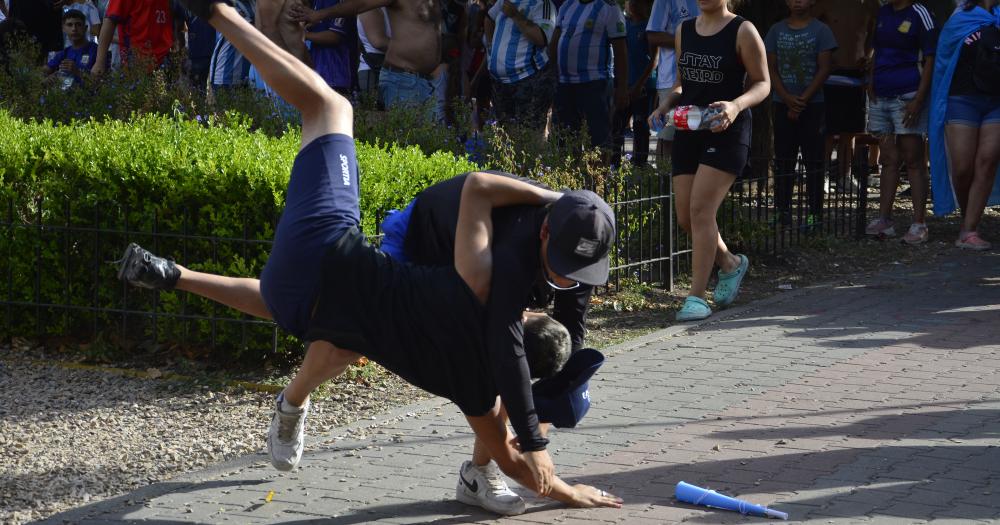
[0,110,478,362]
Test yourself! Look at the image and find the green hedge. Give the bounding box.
[0,110,477,362]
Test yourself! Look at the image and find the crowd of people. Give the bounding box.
[1,0,998,301]
[1,0,997,519]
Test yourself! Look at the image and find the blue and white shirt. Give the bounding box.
[488,0,557,84]
[209,0,255,86]
[555,0,626,83]
[645,0,698,89]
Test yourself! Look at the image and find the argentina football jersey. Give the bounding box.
[488,0,557,83]
[555,0,626,83]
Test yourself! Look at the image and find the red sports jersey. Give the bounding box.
[106,0,174,64]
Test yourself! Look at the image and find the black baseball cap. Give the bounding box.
[546,190,615,286]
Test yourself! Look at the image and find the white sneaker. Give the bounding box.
[865,217,896,237]
[267,392,309,471]
[455,460,526,515]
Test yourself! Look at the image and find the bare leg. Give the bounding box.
[898,134,928,224]
[472,402,548,466]
[963,124,1000,233]
[839,135,855,181]
[673,175,735,273]
[687,165,740,299]
[201,4,357,406]
[472,400,505,465]
[284,341,361,406]
[946,124,978,214]
[174,264,271,319]
[206,1,351,145]
[877,134,900,219]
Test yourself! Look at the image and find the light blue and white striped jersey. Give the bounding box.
[487,0,557,84]
[645,0,697,89]
[555,0,626,83]
[209,0,255,86]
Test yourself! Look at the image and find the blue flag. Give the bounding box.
[929,6,1000,216]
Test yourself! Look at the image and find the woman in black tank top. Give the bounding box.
[647,0,770,322]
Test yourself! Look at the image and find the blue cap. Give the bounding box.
[532,348,605,428]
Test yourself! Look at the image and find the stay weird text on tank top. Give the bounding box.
[677,15,747,109]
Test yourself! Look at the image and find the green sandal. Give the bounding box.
[676,296,712,322]
[714,254,749,307]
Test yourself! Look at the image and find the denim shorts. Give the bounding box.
[868,95,928,136]
[945,95,1000,128]
[260,134,361,338]
[378,67,439,121]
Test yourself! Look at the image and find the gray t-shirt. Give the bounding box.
[764,18,837,103]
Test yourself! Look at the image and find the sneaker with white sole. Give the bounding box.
[865,217,896,237]
[267,392,309,471]
[956,231,992,251]
[456,460,525,515]
[902,223,929,245]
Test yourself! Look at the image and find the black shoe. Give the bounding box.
[178,0,231,20]
[116,243,181,290]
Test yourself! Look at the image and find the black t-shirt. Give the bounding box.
[306,228,499,417]
[404,173,551,451]
[950,27,992,96]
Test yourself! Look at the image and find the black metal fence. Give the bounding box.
[1,156,868,355]
[604,153,869,291]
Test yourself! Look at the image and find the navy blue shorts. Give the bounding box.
[260,134,361,338]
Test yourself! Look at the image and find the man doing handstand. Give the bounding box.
[124,0,621,512]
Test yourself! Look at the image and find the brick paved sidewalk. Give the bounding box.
[43,251,1000,524]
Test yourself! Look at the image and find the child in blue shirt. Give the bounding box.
[865,0,937,245]
[43,9,100,88]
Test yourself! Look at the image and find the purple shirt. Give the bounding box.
[872,2,937,98]
[309,0,357,90]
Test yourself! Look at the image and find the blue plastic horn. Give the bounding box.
[676,481,788,520]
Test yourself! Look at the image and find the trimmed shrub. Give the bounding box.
[0,110,476,362]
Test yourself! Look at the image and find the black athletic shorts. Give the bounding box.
[305,228,498,417]
[824,83,868,135]
[671,110,751,177]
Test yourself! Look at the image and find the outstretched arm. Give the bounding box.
[454,172,561,303]
[466,407,623,508]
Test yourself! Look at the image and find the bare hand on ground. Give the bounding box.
[571,484,623,508]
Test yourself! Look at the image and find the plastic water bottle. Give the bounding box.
[58,71,75,91]
[650,105,724,135]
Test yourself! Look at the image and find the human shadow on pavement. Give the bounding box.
[707,408,1000,442]
[559,445,999,522]
[689,252,1000,353]
[35,479,266,525]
